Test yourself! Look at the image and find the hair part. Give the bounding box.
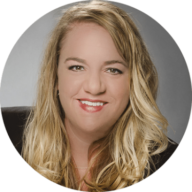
[22,0,168,191]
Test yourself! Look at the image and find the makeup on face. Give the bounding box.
[78,98,108,113]
[57,22,130,134]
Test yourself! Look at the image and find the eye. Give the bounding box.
[68,65,84,71]
[106,68,123,75]
[68,65,122,75]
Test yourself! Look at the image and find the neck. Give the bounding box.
[64,118,107,169]
[66,128,89,168]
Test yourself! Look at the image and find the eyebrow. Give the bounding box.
[65,57,127,67]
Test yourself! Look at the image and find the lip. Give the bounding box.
[78,98,108,103]
[78,98,108,113]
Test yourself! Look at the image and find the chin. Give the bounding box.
[80,123,101,133]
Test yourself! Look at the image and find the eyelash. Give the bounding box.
[68,65,123,75]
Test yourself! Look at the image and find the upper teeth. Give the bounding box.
[80,100,104,106]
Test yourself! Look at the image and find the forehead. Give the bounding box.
[60,22,124,62]
[62,22,113,49]
[61,22,95,40]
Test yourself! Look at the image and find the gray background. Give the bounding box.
[0,1,191,144]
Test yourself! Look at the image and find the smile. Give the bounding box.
[78,99,107,113]
[80,100,104,106]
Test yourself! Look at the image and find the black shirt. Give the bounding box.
[150,139,178,175]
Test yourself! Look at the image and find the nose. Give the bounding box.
[83,71,106,95]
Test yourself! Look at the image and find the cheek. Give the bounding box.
[58,69,82,96]
[117,88,130,109]
[107,76,130,104]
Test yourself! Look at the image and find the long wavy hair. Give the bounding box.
[22,0,168,191]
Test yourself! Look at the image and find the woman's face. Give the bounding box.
[58,22,129,135]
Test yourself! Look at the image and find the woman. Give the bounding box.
[22,0,177,191]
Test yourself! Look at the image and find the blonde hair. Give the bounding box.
[22,0,168,191]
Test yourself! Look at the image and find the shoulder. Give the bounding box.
[151,138,178,172]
